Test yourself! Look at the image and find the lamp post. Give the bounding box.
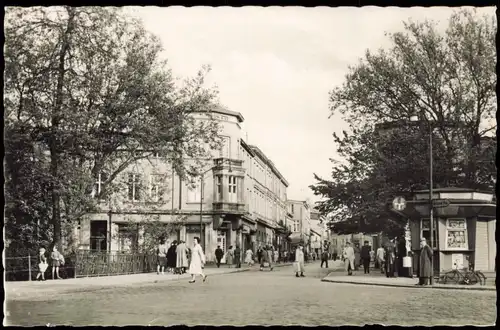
[410,114,434,285]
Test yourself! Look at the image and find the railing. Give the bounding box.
[4,254,77,281]
[74,251,157,278]
[4,251,158,280]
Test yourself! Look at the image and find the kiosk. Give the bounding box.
[390,188,496,276]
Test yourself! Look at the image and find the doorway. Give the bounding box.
[217,232,227,263]
[90,220,107,252]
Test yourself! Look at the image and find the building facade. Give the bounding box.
[287,200,311,252]
[75,105,290,262]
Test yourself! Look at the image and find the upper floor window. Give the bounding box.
[127,173,142,201]
[187,182,201,203]
[220,136,230,158]
[149,174,161,202]
[291,204,295,214]
[92,172,108,199]
[228,175,237,203]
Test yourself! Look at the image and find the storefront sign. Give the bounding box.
[432,199,451,208]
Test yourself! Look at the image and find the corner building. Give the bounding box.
[76,105,289,263]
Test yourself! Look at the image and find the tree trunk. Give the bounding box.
[51,7,76,251]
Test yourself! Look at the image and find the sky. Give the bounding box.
[127,6,495,204]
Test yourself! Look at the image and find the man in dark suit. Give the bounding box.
[360,240,372,274]
[215,245,224,268]
[234,245,242,268]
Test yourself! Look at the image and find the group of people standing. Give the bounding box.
[214,244,282,270]
[156,237,207,283]
[36,246,65,281]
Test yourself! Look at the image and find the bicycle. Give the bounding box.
[439,266,487,286]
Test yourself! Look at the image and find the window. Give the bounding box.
[291,204,294,214]
[216,176,222,201]
[228,176,237,203]
[187,182,201,203]
[220,136,230,158]
[127,173,142,201]
[92,172,108,199]
[420,218,438,249]
[149,174,161,202]
[445,218,468,250]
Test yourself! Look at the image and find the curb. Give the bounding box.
[6,268,252,300]
[320,278,496,291]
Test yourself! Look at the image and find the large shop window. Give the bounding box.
[445,218,468,250]
[420,218,438,249]
[127,173,142,202]
[228,175,237,203]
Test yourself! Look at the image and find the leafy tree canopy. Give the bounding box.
[4,6,223,252]
[310,9,496,236]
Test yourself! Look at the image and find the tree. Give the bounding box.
[4,6,223,251]
[310,9,496,236]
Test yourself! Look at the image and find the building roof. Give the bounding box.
[249,145,289,187]
[240,139,255,156]
[193,104,245,123]
[211,104,245,123]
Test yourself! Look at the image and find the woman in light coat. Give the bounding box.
[294,245,305,277]
[226,246,234,268]
[344,242,355,276]
[188,237,207,283]
[244,248,254,266]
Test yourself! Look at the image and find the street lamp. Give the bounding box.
[409,114,434,285]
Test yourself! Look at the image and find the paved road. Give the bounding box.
[5,265,495,326]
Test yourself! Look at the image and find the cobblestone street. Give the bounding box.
[5,264,496,326]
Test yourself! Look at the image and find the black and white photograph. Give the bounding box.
[3,4,496,326]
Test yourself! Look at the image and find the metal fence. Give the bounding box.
[4,251,158,281]
[74,251,157,278]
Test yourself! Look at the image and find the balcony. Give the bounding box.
[212,202,246,215]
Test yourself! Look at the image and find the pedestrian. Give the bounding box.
[175,240,189,274]
[257,245,263,265]
[36,247,48,281]
[344,242,355,276]
[360,240,371,274]
[157,238,168,275]
[294,245,305,277]
[226,246,234,268]
[234,245,242,268]
[215,245,224,268]
[188,237,207,283]
[385,239,396,278]
[320,250,329,268]
[244,247,254,267]
[50,246,64,280]
[353,243,361,271]
[166,241,177,273]
[332,246,338,261]
[267,246,274,270]
[417,237,433,286]
[376,245,385,274]
[369,249,375,266]
[273,248,279,264]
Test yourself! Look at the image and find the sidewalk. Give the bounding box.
[321,272,496,291]
[5,262,293,300]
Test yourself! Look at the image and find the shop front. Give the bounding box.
[391,188,496,275]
